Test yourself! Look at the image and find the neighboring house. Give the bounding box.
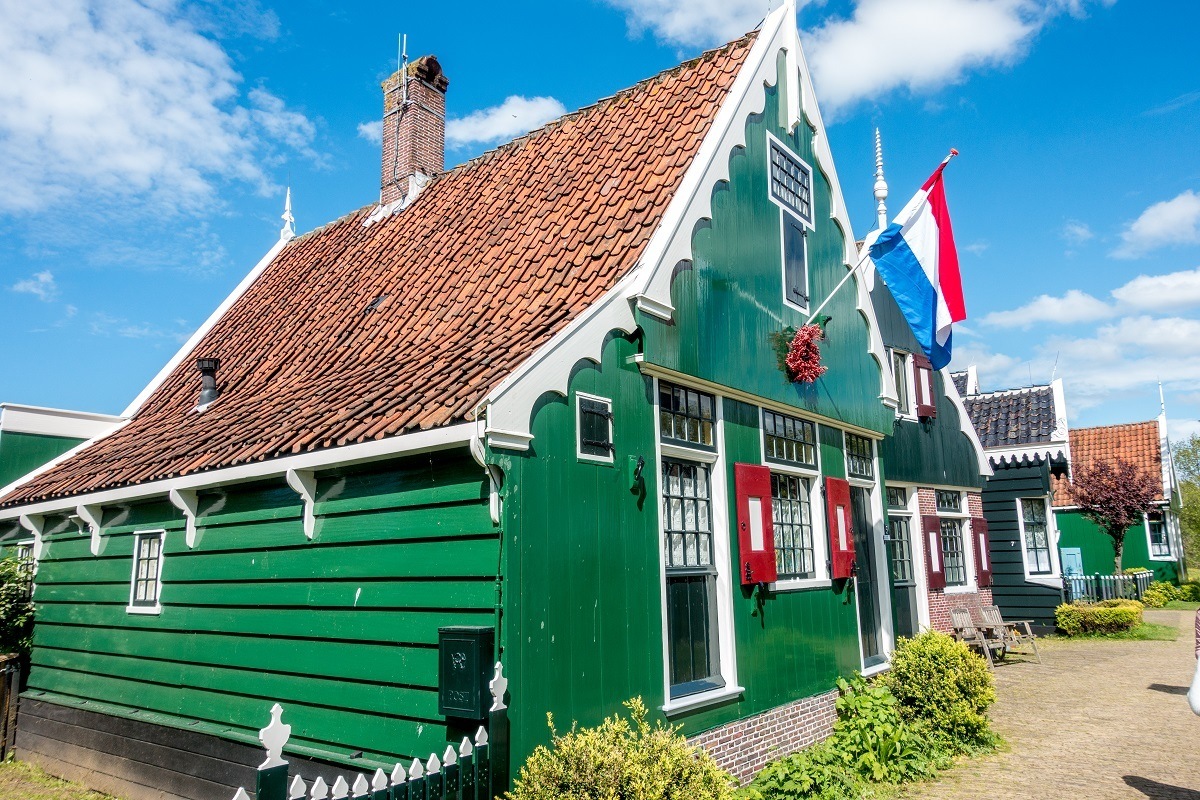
[956,371,1071,628]
[0,6,912,797]
[1052,420,1186,583]
[865,136,994,637]
[0,403,123,562]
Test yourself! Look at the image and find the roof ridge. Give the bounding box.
[967,384,1052,400]
[1071,420,1158,432]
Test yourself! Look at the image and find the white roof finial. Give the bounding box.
[281,187,295,241]
[873,128,889,230]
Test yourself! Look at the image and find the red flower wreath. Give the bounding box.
[785,324,827,383]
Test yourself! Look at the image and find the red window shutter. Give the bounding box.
[735,463,777,585]
[922,514,946,590]
[825,477,856,580]
[973,516,992,588]
[913,354,937,418]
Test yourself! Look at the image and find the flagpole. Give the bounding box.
[804,248,873,325]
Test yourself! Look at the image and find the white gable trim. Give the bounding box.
[941,368,993,477]
[480,0,895,450]
[0,404,123,439]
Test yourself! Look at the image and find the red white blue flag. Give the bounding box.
[868,156,966,370]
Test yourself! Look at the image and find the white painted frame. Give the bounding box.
[843,434,894,676]
[127,529,166,615]
[759,409,828,590]
[934,490,976,594]
[888,349,917,422]
[1015,496,1063,588]
[575,392,614,465]
[765,131,816,230]
[883,484,931,631]
[654,377,742,715]
[1145,509,1176,562]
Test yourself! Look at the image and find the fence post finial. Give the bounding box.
[309,776,329,800]
[289,775,307,799]
[259,703,291,769]
[489,661,508,711]
[458,736,474,758]
[352,774,369,796]
[233,789,251,800]
[389,763,407,785]
[330,775,350,799]
[474,726,489,746]
[443,745,458,766]
[408,758,425,781]
[372,767,388,792]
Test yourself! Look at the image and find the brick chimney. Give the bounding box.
[380,55,449,205]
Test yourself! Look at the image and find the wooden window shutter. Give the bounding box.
[913,353,937,418]
[825,476,856,580]
[922,514,946,590]
[973,516,993,588]
[735,463,777,585]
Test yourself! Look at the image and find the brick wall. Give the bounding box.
[380,56,449,205]
[688,689,838,784]
[919,489,992,633]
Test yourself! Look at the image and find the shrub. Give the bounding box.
[1180,581,1200,602]
[1141,588,1169,608]
[1147,580,1181,602]
[0,558,33,659]
[879,631,996,753]
[506,698,735,800]
[1123,566,1151,575]
[1055,601,1143,636]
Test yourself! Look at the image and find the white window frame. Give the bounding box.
[1145,509,1176,561]
[842,434,894,676]
[765,132,815,230]
[760,413,827,590]
[575,391,614,465]
[888,348,917,421]
[127,529,166,615]
[654,378,741,715]
[1015,496,1063,588]
[934,490,976,594]
[884,483,931,631]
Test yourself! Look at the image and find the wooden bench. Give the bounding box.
[950,607,1006,667]
[979,605,1041,664]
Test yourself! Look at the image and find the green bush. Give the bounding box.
[1142,588,1169,608]
[0,558,33,659]
[879,631,996,753]
[1147,580,1181,602]
[506,698,735,800]
[1055,601,1143,636]
[1123,566,1151,575]
[1180,581,1200,602]
[738,677,945,800]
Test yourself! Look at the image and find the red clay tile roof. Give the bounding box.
[1051,420,1165,507]
[4,34,756,507]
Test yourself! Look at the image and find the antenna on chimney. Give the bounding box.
[400,34,409,104]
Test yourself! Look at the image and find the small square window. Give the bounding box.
[767,138,814,226]
[844,434,874,480]
[577,394,613,461]
[762,410,816,468]
[129,531,165,611]
[886,486,908,509]
[659,382,716,450]
[936,490,962,513]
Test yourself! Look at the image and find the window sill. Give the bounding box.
[1024,574,1063,589]
[1149,554,1177,562]
[662,684,744,716]
[126,604,162,615]
[771,577,832,592]
[577,453,615,466]
[660,443,718,464]
[861,661,891,678]
[943,585,978,595]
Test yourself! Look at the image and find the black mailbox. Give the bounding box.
[438,625,495,720]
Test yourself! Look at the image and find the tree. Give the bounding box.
[1173,434,1200,567]
[1071,457,1161,573]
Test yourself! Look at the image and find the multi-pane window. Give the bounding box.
[891,350,911,416]
[763,410,816,467]
[783,215,808,309]
[886,486,908,509]
[662,460,714,569]
[936,490,962,513]
[768,140,813,225]
[130,532,164,608]
[1020,498,1053,574]
[940,519,967,587]
[886,516,915,585]
[1148,514,1171,557]
[845,434,874,479]
[577,395,614,460]
[14,543,33,576]
[772,474,815,580]
[659,382,715,450]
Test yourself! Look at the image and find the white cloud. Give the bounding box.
[446,96,568,148]
[1168,419,1200,443]
[947,341,1021,387]
[601,0,773,48]
[1062,220,1094,244]
[981,289,1112,328]
[11,270,59,302]
[357,120,383,145]
[89,311,189,341]
[1112,190,1200,259]
[1111,266,1200,312]
[0,0,317,214]
[963,241,990,255]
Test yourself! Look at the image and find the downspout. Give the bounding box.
[470,408,505,668]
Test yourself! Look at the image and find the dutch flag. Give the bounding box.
[868,154,966,370]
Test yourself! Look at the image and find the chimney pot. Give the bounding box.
[380,54,449,205]
[196,357,221,408]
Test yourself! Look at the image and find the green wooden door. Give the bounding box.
[851,487,884,666]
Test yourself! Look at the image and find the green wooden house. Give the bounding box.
[0,5,919,797]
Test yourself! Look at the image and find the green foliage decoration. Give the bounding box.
[0,557,33,659]
[879,631,997,753]
[505,698,736,800]
[1055,600,1143,635]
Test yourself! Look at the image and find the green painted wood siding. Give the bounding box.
[980,465,1061,626]
[24,450,496,769]
[494,333,865,770]
[1055,508,1181,583]
[639,53,893,437]
[0,430,86,488]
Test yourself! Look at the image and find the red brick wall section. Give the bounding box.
[920,489,993,633]
[688,689,839,784]
[380,56,448,205]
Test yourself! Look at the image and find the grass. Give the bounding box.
[1163,600,1200,611]
[0,760,117,800]
[1053,622,1178,642]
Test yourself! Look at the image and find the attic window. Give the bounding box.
[577,394,614,462]
[768,139,813,227]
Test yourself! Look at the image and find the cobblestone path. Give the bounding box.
[907,609,1200,799]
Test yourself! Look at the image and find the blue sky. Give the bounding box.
[4,0,1199,440]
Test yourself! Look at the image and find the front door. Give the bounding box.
[885,513,919,640]
[851,486,885,667]
[1061,547,1083,576]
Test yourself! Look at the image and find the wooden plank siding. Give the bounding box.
[1056,508,1181,583]
[980,464,1062,627]
[22,449,497,770]
[0,430,87,488]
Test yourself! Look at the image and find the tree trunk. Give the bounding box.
[1113,533,1124,574]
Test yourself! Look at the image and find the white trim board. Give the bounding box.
[0,404,124,439]
[0,423,474,522]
